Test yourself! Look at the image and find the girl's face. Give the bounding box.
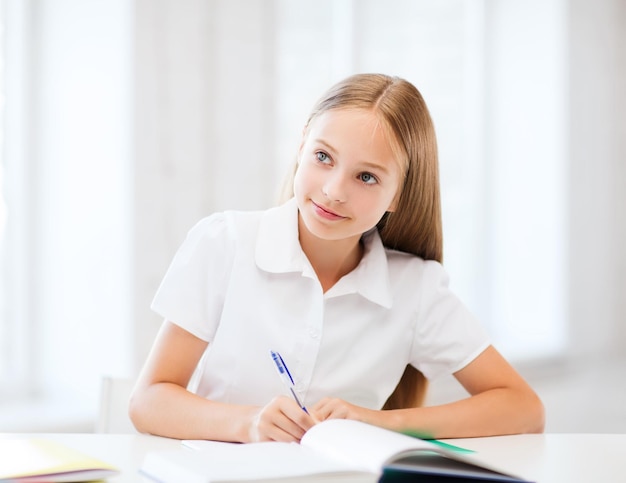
[294,108,402,245]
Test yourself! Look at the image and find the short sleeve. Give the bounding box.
[410,261,491,380]
[150,214,235,342]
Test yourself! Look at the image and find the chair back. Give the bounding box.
[96,376,137,433]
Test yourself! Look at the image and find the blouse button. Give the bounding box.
[308,328,319,339]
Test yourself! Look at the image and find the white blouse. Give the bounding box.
[151,198,490,410]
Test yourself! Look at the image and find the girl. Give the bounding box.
[129,73,544,443]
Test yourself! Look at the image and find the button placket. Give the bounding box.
[291,292,324,406]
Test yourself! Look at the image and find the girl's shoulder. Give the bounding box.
[188,208,266,241]
[384,246,450,286]
[187,202,295,257]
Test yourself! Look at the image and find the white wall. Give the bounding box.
[567,0,626,359]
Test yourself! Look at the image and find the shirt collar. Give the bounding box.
[256,198,308,274]
[255,198,393,308]
[326,228,393,308]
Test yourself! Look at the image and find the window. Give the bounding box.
[0,0,6,385]
[0,0,132,430]
[0,0,32,399]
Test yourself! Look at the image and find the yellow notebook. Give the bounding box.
[0,438,119,482]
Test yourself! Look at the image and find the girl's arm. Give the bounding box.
[128,321,316,442]
[312,345,545,438]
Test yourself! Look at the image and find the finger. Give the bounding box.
[252,411,302,442]
[309,413,321,424]
[255,397,314,442]
[314,398,354,420]
[311,397,331,412]
[311,398,337,420]
[278,400,318,434]
[262,422,304,442]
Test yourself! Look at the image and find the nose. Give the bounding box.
[322,171,348,202]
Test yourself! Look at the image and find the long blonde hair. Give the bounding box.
[282,74,443,409]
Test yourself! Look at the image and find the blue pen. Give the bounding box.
[269,350,309,414]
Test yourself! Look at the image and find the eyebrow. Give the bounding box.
[314,139,392,175]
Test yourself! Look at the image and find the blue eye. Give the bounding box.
[359,173,378,184]
[316,152,329,163]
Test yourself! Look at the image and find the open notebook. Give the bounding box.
[140,419,531,483]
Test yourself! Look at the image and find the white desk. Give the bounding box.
[1,433,624,482]
[447,433,625,482]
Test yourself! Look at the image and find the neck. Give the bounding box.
[297,216,363,293]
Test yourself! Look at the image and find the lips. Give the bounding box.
[312,200,345,220]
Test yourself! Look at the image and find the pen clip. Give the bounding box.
[269,350,308,414]
[271,350,295,385]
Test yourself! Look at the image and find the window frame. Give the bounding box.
[0,0,37,399]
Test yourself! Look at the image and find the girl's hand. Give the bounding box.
[311,397,374,423]
[248,395,317,443]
